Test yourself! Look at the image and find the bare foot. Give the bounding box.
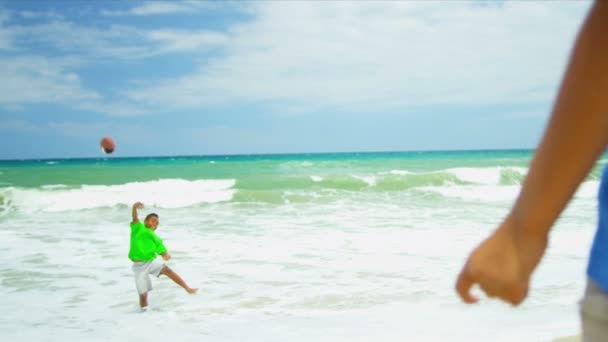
[186,287,198,294]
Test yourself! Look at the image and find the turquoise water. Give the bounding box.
[0,149,603,341]
[1,150,537,186]
[1,149,603,210]
[0,149,540,212]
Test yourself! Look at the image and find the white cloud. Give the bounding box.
[73,100,146,117]
[19,10,63,19]
[0,119,40,132]
[0,57,99,104]
[46,121,113,138]
[125,1,592,114]
[146,29,228,53]
[11,21,155,59]
[0,10,226,115]
[101,1,210,17]
[0,56,144,116]
[0,8,12,50]
[10,19,229,59]
[0,1,594,118]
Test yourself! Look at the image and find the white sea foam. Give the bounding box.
[0,193,591,341]
[421,180,599,203]
[310,175,323,182]
[443,166,527,185]
[351,175,376,186]
[422,184,521,202]
[0,160,596,341]
[385,169,413,175]
[41,184,68,190]
[575,181,600,199]
[6,179,236,212]
[379,167,527,186]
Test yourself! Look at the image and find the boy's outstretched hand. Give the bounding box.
[132,202,144,223]
[455,217,548,306]
[162,252,171,261]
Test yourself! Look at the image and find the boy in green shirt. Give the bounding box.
[129,202,197,310]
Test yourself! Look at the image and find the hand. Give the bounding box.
[455,217,548,306]
[133,202,144,210]
[162,253,171,261]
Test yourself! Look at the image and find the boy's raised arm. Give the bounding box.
[132,202,143,223]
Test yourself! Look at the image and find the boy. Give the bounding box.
[129,201,197,311]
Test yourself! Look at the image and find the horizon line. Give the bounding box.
[0,147,536,163]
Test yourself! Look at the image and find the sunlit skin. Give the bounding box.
[144,216,159,231]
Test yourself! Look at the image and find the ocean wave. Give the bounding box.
[376,166,530,189]
[243,167,529,192]
[3,179,236,213]
[419,185,521,202]
[232,189,326,204]
[0,188,15,218]
[41,184,69,190]
[420,180,600,202]
[197,167,527,204]
[310,176,323,182]
[1,166,596,209]
[441,167,528,185]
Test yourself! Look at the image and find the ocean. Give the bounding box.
[0,150,603,341]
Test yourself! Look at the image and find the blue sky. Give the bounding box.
[0,0,593,159]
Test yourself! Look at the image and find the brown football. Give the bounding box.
[100,136,115,154]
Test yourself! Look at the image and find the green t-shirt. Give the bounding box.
[128,221,167,261]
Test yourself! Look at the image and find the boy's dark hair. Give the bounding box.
[145,213,159,221]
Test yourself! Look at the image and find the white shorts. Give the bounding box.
[579,278,608,342]
[132,259,166,295]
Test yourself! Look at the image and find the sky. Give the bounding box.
[0,0,593,160]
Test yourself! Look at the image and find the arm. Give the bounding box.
[132,202,143,224]
[152,233,171,261]
[511,0,608,238]
[456,0,608,306]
